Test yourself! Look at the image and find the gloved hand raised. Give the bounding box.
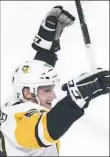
[62,68,110,109]
[32,6,75,53]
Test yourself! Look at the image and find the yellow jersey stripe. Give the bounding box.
[41,114,58,144]
[15,112,42,148]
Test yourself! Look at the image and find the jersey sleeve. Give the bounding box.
[14,109,48,149]
[13,97,84,149]
[14,109,59,149]
[33,48,58,67]
[35,97,84,147]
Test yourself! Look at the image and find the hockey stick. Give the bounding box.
[75,1,97,72]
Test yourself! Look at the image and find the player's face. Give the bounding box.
[37,85,56,109]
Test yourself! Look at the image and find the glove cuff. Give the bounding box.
[67,79,87,108]
[32,15,57,51]
[33,35,53,50]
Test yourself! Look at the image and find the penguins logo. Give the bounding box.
[22,66,30,74]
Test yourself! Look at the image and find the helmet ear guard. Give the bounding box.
[22,86,37,99]
[15,85,40,104]
[12,60,60,102]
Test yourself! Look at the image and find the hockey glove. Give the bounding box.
[32,6,75,52]
[62,68,110,109]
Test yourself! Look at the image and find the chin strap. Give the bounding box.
[35,95,41,105]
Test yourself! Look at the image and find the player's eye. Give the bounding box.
[44,89,52,92]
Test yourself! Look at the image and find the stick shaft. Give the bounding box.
[75,1,97,71]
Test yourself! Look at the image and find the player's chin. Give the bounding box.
[45,103,52,109]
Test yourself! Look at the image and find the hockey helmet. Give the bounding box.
[12,60,60,101]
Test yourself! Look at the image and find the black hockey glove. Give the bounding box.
[62,68,110,109]
[32,6,75,53]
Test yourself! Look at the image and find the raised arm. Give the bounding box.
[32,6,75,67]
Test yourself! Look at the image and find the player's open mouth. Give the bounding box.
[46,102,52,106]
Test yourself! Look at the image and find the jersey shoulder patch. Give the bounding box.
[25,109,46,118]
[0,110,8,123]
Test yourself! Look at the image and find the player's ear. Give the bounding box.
[23,87,31,99]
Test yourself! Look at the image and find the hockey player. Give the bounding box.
[0,6,110,156]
